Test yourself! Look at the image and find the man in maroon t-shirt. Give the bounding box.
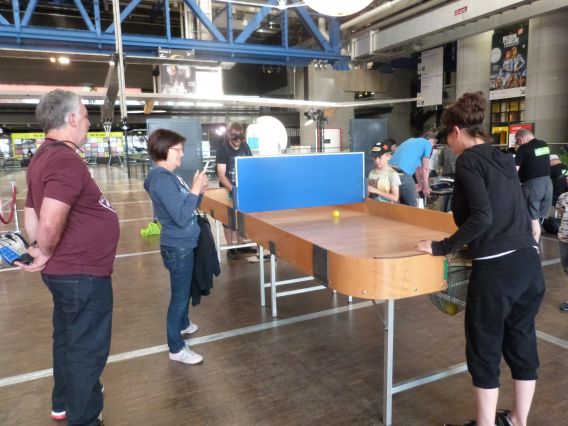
[17,90,119,426]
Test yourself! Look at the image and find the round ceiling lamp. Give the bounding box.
[303,0,374,17]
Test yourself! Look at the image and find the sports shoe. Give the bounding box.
[50,384,103,421]
[180,322,198,335]
[51,410,66,421]
[169,347,203,365]
[560,302,568,311]
[496,409,513,426]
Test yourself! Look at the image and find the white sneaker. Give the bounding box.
[169,347,203,365]
[180,322,198,335]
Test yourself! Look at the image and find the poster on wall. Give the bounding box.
[417,46,444,107]
[160,64,196,95]
[489,22,528,100]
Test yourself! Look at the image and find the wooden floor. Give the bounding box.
[1,165,567,426]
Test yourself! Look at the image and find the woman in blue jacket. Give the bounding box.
[144,129,208,365]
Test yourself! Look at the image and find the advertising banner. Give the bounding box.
[489,22,528,100]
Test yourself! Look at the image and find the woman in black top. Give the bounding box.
[416,92,544,426]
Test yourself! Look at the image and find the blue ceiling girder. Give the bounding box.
[0,0,347,66]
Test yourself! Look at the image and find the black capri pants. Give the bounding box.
[465,246,545,389]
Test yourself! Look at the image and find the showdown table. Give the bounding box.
[200,153,465,425]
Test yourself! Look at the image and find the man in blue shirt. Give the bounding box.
[389,130,437,206]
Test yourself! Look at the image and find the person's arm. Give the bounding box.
[151,175,201,228]
[17,198,70,272]
[216,163,232,191]
[23,207,38,242]
[416,157,431,196]
[429,160,493,256]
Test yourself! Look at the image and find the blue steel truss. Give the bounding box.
[0,0,347,66]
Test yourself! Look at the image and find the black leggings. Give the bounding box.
[465,247,545,389]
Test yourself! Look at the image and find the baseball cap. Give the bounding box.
[370,141,392,158]
[550,154,560,161]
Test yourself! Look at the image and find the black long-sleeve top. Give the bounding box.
[431,143,535,258]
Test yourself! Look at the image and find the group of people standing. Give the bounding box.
[13,88,559,426]
[15,90,238,425]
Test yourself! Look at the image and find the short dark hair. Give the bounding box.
[227,122,244,134]
[147,129,185,161]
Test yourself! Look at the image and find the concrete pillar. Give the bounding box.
[456,31,492,130]
[524,10,568,145]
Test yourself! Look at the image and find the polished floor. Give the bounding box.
[0,165,567,426]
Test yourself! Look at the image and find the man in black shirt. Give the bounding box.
[215,122,252,259]
[515,129,553,241]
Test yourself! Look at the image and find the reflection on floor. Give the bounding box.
[0,165,567,426]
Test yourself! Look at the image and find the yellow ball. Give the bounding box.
[332,209,341,219]
[445,303,459,316]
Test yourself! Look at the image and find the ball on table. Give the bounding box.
[332,209,341,219]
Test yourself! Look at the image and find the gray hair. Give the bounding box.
[35,90,82,133]
[515,128,534,141]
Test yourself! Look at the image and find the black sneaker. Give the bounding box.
[227,249,239,260]
[496,409,513,426]
[560,302,568,311]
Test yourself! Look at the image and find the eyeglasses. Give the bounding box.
[169,146,183,153]
[230,133,245,141]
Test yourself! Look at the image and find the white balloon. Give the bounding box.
[246,116,288,156]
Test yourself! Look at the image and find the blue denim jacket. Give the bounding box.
[144,167,200,248]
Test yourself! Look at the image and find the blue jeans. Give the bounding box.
[42,274,113,426]
[399,173,418,207]
[160,246,195,353]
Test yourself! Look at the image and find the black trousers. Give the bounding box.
[465,247,545,389]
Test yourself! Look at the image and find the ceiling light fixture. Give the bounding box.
[57,57,70,65]
[49,57,56,63]
[304,0,373,17]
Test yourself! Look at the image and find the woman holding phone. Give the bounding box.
[144,129,209,365]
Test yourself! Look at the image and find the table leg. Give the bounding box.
[259,246,266,307]
[383,299,394,426]
[215,220,221,262]
[270,253,277,317]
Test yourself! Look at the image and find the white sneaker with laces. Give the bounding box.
[180,322,198,335]
[169,347,203,365]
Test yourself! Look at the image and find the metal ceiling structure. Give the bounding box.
[0,0,346,66]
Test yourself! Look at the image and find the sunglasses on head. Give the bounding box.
[231,133,245,141]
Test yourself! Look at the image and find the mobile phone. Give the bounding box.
[0,245,33,265]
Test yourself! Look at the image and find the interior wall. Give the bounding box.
[454,9,568,146]
[298,64,354,151]
[524,9,568,145]
[456,31,492,131]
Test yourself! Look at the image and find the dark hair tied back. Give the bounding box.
[441,91,491,142]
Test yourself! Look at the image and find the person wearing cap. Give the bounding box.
[549,154,568,206]
[367,141,400,203]
[389,130,437,206]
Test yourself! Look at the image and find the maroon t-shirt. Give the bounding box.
[25,140,120,276]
